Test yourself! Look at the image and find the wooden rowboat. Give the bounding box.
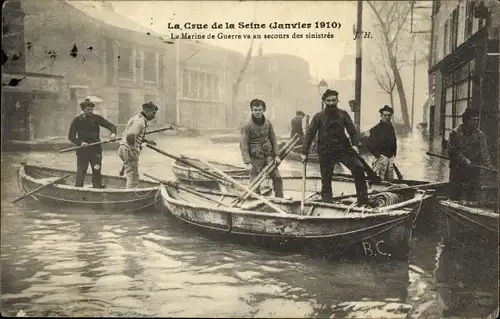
[172,157,448,196]
[158,182,433,261]
[17,163,159,212]
[436,200,499,245]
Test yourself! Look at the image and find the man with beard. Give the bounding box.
[240,99,283,197]
[118,102,158,189]
[290,110,306,144]
[448,108,492,202]
[300,90,372,206]
[367,105,397,181]
[68,99,117,188]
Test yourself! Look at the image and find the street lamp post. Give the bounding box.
[318,79,328,111]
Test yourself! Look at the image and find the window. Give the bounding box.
[118,45,133,79]
[180,68,220,101]
[144,51,157,82]
[105,38,115,84]
[442,61,474,142]
[464,1,474,39]
[443,21,449,57]
[450,8,459,51]
[118,93,133,124]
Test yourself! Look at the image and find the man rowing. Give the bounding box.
[240,99,284,198]
[448,108,492,202]
[300,89,374,206]
[367,105,397,181]
[118,102,158,189]
[68,99,117,188]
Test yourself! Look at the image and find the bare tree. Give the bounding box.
[368,45,397,109]
[366,1,415,131]
[231,38,254,113]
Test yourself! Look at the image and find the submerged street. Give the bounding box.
[1,134,498,318]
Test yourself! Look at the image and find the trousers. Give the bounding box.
[118,144,140,189]
[250,157,283,198]
[449,164,480,201]
[319,149,368,203]
[372,155,394,181]
[75,147,103,188]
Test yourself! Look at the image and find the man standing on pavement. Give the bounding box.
[448,108,492,202]
[68,99,117,188]
[118,102,158,189]
[290,110,306,145]
[301,90,373,206]
[367,105,398,181]
[240,99,284,198]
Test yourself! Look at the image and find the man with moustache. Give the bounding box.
[448,108,492,202]
[301,90,373,206]
[118,102,158,189]
[367,105,398,181]
[240,99,284,198]
[68,99,117,188]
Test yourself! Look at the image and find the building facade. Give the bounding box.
[427,0,499,163]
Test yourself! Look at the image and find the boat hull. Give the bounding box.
[437,200,499,246]
[18,164,159,212]
[158,185,425,261]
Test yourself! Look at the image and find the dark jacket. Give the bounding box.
[302,107,358,155]
[366,121,397,158]
[68,113,117,150]
[240,116,278,164]
[290,116,304,138]
[448,124,491,167]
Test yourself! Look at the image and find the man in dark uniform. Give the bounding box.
[68,99,117,188]
[290,110,305,144]
[367,105,397,180]
[301,89,371,205]
[240,99,283,197]
[448,108,492,202]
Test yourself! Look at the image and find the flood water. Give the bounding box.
[1,133,498,318]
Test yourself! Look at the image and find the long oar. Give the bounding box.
[12,174,70,204]
[146,145,241,189]
[143,173,232,208]
[426,152,498,174]
[300,116,309,215]
[199,159,289,215]
[233,134,300,205]
[393,163,404,180]
[328,180,449,202]
[347,149,382,184]
[59,126,174,153]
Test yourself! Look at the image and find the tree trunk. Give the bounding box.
[389,91,395,113]
[388,51,411,130]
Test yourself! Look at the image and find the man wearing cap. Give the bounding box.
[240,99,284,197]
[118,102,158,189]
[301,89,373,206]
[68,99,117,188]
[367,105,397,181]
[290,110,306,144]
[448,108,492,202]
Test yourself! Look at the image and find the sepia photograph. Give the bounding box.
[1,0,499,317]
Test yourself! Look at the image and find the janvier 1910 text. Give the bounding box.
[167,21,342,30]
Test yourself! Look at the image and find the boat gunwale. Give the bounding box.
[438,200,499,218]
[173,158,249,174]
[160,184,417,220]
[20,164,159,193]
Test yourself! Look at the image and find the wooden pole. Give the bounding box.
[426,152,498,173]
[354,0,363,131]
[300,115,310,215]
[200,159,289,215]
[12,174,70,204]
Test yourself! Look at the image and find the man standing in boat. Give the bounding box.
[448,108,492,202]
[240,99,284,198]
[68,99,117,188]
[118,102,158,189]
[366,105,397,181]
[290,110,305,145]
[300,90,373,206]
